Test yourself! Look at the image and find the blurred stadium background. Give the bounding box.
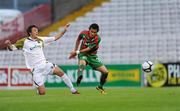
[0,0,180,111]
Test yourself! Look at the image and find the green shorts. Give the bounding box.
[78,53,103,69]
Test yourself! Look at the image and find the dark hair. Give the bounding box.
[26,25,38,36]
[89,23,99,32]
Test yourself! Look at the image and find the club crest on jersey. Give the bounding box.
[30,45,42,50]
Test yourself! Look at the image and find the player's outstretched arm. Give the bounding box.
[69,36,81,59]
[54,24,70,41]
[4,40,18,51]
[74,37,81,51]
[69,47,91,59]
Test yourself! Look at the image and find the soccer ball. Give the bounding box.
[142,61,154,73]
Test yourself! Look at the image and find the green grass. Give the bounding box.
[0,87,180,111]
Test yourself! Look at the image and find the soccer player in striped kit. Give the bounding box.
[69,23,108,94]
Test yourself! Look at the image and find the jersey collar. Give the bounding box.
[28,37,38,41]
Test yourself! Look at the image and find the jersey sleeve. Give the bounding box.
[14,38,26,49]
[78,34,83,40]
[38,36,55,45]
[78,31,86,40]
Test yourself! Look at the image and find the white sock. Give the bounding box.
[61,74,76,92]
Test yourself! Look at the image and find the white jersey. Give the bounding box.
[14,36,55,69]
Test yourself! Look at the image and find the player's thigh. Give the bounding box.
[33,73,46,95]
[96,65,108,74]
[88,55,104,70]
[44,62,64,77]
[78,54,88,66]
[78,59,87,66]
[44,62,56,75]
[33,70,45,87]
[53,66,64,77]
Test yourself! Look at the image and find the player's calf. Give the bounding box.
[76,75,83,86]
[100,73,108,87]
[76,64,85,86]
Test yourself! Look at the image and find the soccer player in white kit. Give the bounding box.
[5,24,79,95]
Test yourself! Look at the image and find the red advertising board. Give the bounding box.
[0,68,8,86]
[0,15,24,40]
[10,68,33,87]
[0,4,52,50]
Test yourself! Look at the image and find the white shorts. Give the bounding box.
[32,62,56,87]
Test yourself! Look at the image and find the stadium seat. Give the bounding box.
[1,0,180,66]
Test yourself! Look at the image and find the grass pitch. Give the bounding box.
[0,87,180,111]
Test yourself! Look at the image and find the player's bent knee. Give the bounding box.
[78,64,86,72]
[38,91,46,95]
[39,92,46,95]
[79,64,86,69]
[56,71,64,77]
[102,71,109,75]
[37,85,46,95]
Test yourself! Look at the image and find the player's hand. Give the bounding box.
[64,23,70,31]
[69,51,77,59]
[4,40,12,46]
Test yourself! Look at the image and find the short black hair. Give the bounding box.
[27,25,38,36]
[89,23,99,32]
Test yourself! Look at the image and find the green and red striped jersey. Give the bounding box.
[78,30,101,55]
